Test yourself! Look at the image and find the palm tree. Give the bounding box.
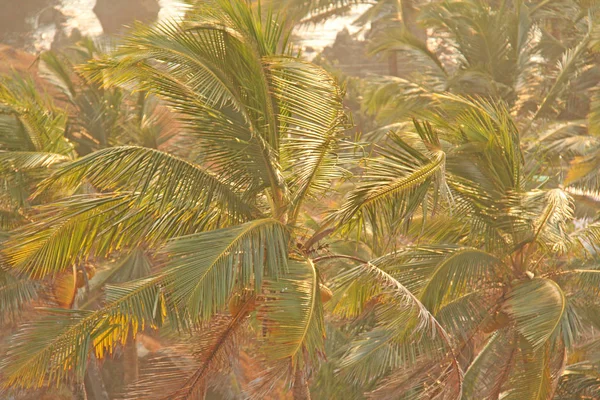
[323,94,600,398]
[0,73,75,324]
[361,0,598,130]
[38,38,178,154]
[272,0,427,75]
[0,0,351,398]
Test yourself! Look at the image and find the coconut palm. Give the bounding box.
[0,73,76,322]
[311,93,600,398]
[0,0,354,397]
[0,40,179,329]
[361,0,599,129]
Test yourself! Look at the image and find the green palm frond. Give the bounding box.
[260,259,325,368]
[0,268,38,323]
[0,309,102,388]
[4,194,144,278]
[35,146,259,220]
[0,152,70,173]
[1,218,288,388]
[0,151,71,209]
[267,57,350,221]
[418,248,503,314]
[81,19,284,198]
[3,187,234,279]
[501,343,556,400]
[505,278,566,350]
[164,218,288,320]
[0,74,73,155]
[2,193,194,279]
[0,275,164,390]
[532,188,574,253]
[369,27,447,78]
[336,259,462,394]
[118,297,254,400]
[529,25,593,124]
[336,127,447,244]
[461,330,515,399]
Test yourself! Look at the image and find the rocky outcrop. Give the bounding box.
[93,0,160,34]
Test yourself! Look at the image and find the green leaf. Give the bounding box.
[164,218,289,321]
[506,278,566,350]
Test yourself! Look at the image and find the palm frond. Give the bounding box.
[267,57,350,221]
[529,26,592,124]
[505,278,566,350]
[532,188,574,253]
[0,268,37,323]
[118,297,254,400]
[35,146,258,220]
[260,259,325,367]
[418,248,503,314]
[164,218,289,321]
[336,127,448,245]
[461,330,516,399]
[0,74,73,155]
[336,259,462,395]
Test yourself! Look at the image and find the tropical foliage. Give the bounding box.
[1,0,600,399]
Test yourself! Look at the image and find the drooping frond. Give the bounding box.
[2,216,288,388]
[260,259,325,367]
[117,297,254,400]
[4,184,243,279]
[336,260,462,396]
[4,194,145,278]
[336,125,448,244]
[501,342,561,400]
[0,273,165,390]
[505,278,566,350]
[461,330,516,399]
[163,218,289,321]
[418,248,503,313]
[35,146,259,220]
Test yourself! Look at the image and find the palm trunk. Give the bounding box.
[292,368,311,400]
[123,329,139,385]
[75,267,108,400]
[85,353,109,400]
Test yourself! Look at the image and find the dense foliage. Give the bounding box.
[1,0,600,399]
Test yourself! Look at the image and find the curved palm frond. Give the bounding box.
[260,259,325,367]
[418,248,503,313]
[505,278,566,350]
[336,128,447,244]
[335,259,462,397]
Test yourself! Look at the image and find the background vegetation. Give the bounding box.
[1,0,600,399]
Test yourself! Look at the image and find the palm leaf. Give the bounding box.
[164,218,289,321]
[260,259,325,367]
[418,248,503,313]
[336,260,462,395]
[35,146,258,220]
[0,268,38,323]
[505,278,566,350]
